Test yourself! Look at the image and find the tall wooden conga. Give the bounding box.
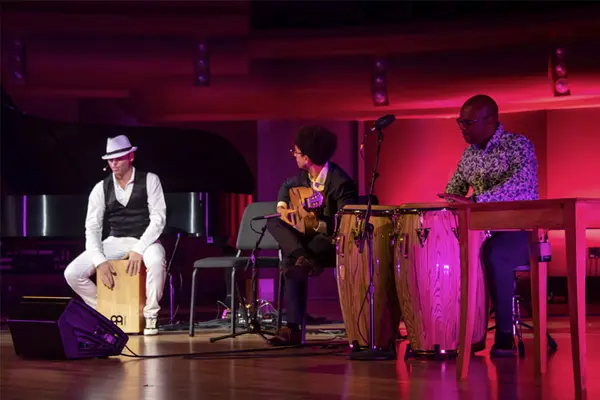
[97,260,146,334]
[393,204,489,357]
[334,205,402,349]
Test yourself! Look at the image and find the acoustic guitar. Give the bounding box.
[279,186,325,234]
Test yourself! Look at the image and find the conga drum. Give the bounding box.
[393,204,489,357]
[334,205,402,349]
[97,260,146,334]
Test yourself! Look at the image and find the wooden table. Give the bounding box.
[454,198,600,398]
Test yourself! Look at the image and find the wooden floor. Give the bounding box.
[2,318,600,400]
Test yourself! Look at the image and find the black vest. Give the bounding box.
[103,171,150,239]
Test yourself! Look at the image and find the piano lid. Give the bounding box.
[1,88,254,196]
[1,87,252,239]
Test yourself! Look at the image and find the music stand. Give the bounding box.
[351,118,396,361]
[209,222,278,343]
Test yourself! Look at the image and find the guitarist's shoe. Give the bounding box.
[267,325,302,346]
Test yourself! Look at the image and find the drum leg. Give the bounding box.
[404,344,414,360]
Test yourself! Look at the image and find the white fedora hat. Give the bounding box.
[101,135,138,160]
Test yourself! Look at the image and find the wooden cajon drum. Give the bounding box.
[97,260,146,334]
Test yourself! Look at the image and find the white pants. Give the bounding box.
[64,236,166,318]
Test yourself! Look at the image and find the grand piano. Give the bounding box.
[0,87,253,318]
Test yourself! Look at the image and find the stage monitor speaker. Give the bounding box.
[7,296,129,360]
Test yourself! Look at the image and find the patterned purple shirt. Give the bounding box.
[445,123,539,203]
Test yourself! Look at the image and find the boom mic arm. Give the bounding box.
[251,213,281,221]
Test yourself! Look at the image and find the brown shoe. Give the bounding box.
[267,326,302,346]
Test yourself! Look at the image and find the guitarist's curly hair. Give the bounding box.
[293,125,337,166]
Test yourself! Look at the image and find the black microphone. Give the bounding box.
[370,114,396,132]
[251,213,281,221]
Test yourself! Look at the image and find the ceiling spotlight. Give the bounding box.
[549,46,570,97]
[554,78,570,95]
[371,58,389,106]
[193,41,210,87]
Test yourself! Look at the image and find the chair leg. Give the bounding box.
[188,268,198,337]
[520,322,535,330]
[513,295,519,339]
[230,267,237,335]
[513,295,526,357]
[276,268,284,332]
[301,312,307,344]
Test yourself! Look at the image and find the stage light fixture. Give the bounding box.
[371,58,389,106]
[549,46,570,97]
[6,38,26,85]
[194,42,210,86]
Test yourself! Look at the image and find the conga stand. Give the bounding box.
[350,127,396,361]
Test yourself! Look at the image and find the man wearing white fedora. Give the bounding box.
[64,134,167,335]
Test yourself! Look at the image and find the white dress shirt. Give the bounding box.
[84,167,167,267]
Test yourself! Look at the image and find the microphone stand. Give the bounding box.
[350,127,396,361]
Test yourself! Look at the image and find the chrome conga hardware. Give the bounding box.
[415,228,430,247]
[414,211,430,247]
[451,227,459,240]
[392,210,409,257]
[450,211,460,241]
[333,211,341,236]
[390,232,398,246]
[398,233,409,258]
[352,214,364,242]
[335,235,345,257]
[332,211,342,245]
[389,212,399,246]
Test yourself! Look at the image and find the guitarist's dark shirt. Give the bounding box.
[276,162,358,237]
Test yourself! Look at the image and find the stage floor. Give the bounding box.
[1,318,600,400]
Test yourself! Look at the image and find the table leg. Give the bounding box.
[457,209,477,381]
[564,202,587,396]
[529,229,547,374]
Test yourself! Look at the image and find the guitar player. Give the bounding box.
[266,125,358,346]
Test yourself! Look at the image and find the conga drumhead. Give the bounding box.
[334,205,395,238]
[393,209,488,354]
[396,202,456,213]
[334,206,401,349]
[340,204,396,214]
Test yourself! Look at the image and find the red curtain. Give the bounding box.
[218,193,253,248]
